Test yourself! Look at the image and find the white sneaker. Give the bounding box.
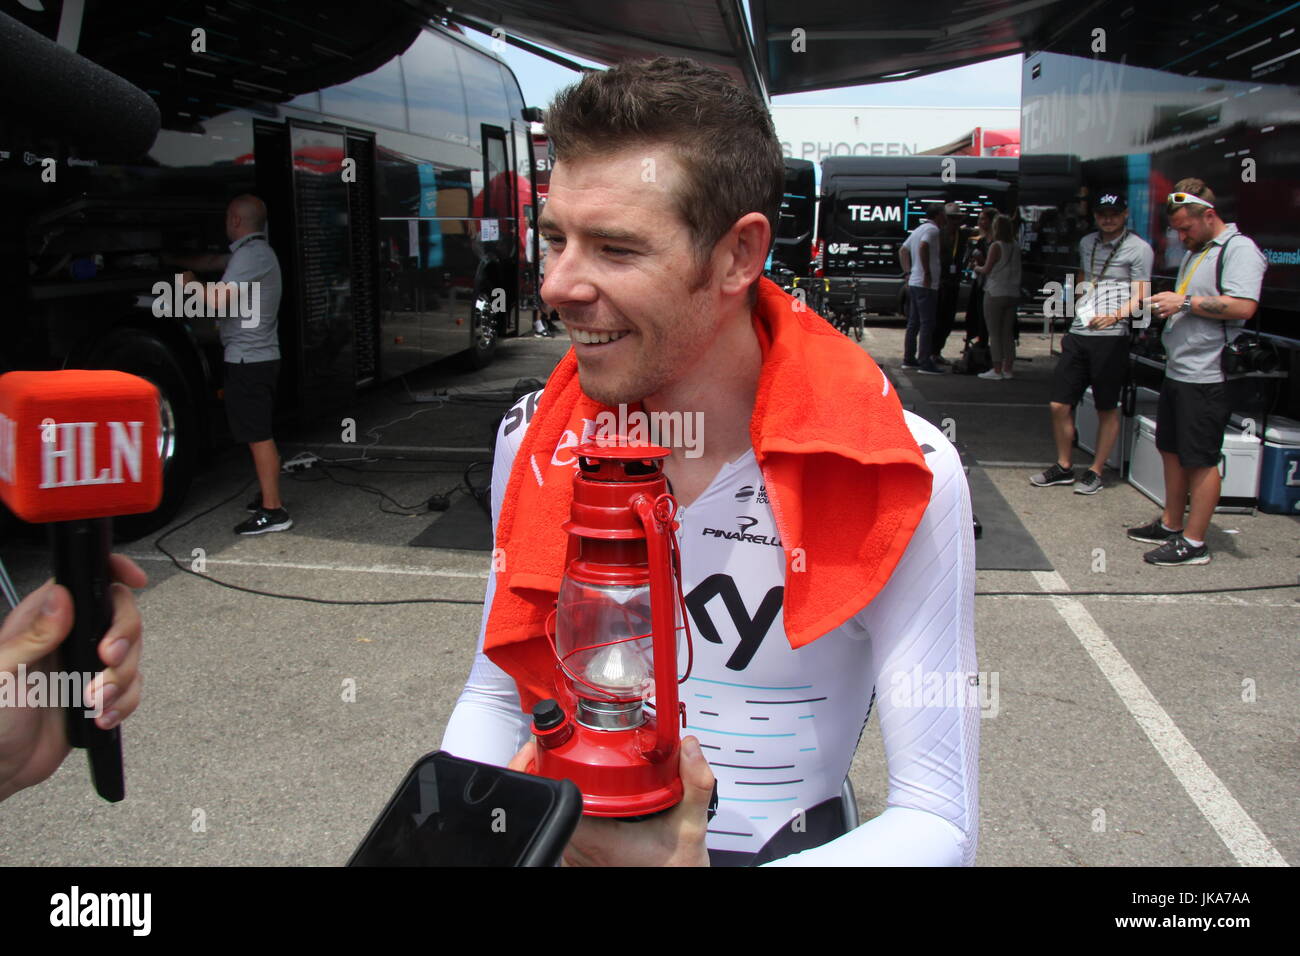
[977,369,1003,380]
[1001,369,1014,379]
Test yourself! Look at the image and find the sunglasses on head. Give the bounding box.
[1167,192,1215,209]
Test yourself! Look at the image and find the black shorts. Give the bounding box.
[224,360,280,443]
[1050,333,1130,410]
[1155,378,1230,469]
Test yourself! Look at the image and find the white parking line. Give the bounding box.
[982,591,1294,608]
[1032,570,1287,867]
[121,553,489,580]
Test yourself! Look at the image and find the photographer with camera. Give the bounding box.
[1133,179,1267,566]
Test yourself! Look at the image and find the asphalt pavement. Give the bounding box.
[0,320,1294,867]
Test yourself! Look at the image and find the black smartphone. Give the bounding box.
[347,751,582,867]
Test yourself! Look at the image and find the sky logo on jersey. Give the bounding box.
[701,515,782,548]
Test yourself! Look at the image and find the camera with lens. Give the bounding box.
[1221,332,1279,375]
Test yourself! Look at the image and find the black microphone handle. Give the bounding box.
[50,518,125,802]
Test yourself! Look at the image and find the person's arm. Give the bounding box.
[1108,244,1154,325]
[898,243,912,278]
[1187,295,1257,321]
[439,392,538,764]
[919,238,933,287]
[163,251,231,274]
[763,416,978,866]
[1148,239,1265,323]
[0,556,147,803]
[974,241,1001,276]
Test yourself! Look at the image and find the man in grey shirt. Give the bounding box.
[170,194,291,535]
[1130,178,1267,566]
[1030,192,1153,495]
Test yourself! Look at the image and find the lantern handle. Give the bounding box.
[636,492,688,762]
[663,496,694,685]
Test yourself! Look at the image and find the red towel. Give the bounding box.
[484,277,933,712]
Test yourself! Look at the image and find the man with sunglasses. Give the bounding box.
[1135,179,1266,566]
[1030,192,1153,495]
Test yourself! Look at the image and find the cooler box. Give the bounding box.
[1128,415,1262,512]
[1077,386,1158,474]
[1257,415,1300,515]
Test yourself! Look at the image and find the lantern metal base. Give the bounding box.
[575,697,644,730]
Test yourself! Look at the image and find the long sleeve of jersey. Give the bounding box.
[438,405,531,765]
[761,422,979,865]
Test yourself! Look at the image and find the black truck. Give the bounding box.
[817,155,1019,319]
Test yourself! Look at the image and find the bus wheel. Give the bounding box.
[460,292,499,370]
[89,330,198,542]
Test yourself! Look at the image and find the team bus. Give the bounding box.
[817,155,1019,317]
[0,12,539,533]
[1018,1,1300,420]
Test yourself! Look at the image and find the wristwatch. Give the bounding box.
[1179,294,1193,316]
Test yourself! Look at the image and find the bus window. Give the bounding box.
[321,57,406,130]
[456,46,511,148]
[404,30,471,144]
[502,64,526,125]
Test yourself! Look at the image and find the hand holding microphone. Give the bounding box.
[0,370,162,802]
[0,556,146,804]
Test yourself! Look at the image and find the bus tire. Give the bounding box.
[89,329,198,542]
[460,290,499,370]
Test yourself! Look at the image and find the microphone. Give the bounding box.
[0,11,161,160]
[0,370,163,802]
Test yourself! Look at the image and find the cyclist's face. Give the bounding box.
[538,145,725,407]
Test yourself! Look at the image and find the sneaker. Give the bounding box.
[916,363,944,375]
[977,369,1003,381]
[1126,517,1182,544]
[1029,462,1075,487]
[1144,536,1210,566]
[1073,469,1103,495]
[931,356,950,367]
[1001,369,1014,380]
[900,361,921,370]
[235,507,293,535]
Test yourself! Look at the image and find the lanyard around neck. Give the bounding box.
[1176,245,1213,296]
[1088,231,1126,283]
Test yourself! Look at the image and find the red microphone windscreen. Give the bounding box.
[0,370,163,523]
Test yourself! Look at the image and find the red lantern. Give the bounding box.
[528,439,692,817]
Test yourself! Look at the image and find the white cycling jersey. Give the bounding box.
[441,390,979,866]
